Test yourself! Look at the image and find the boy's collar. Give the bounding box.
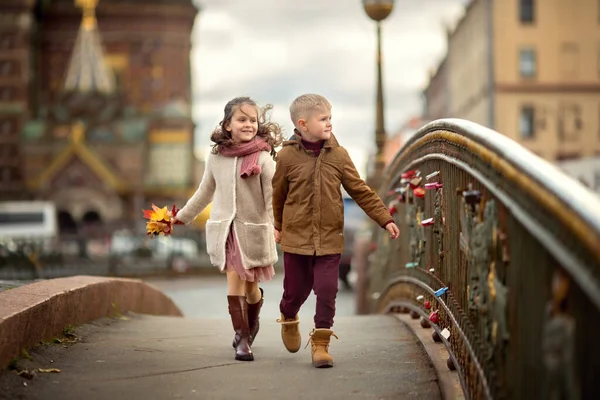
[285,129,339,149]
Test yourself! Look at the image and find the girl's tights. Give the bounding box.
[226,271,261,304]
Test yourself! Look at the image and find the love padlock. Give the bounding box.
[421,217,434,227]
[387,187,403,196]
[425,182,443,190]
[429,311,440,324]
[402,170,419,179]
[426,171,440,180]
[409,177,423,189]
[424,300,432,310]
[463,189,481,205]
[414,188,425,198]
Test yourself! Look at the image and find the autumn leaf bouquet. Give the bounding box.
[142,204,183,237]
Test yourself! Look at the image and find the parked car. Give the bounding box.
[339,197,366,290]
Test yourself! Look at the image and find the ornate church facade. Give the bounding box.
[0,0,200,234]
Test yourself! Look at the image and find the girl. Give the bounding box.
[173,97,283,361]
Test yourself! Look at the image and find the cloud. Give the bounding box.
[190,0,466,173]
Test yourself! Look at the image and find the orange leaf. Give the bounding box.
[142,209,155,220]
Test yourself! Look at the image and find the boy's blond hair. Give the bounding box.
[289,94,332,129]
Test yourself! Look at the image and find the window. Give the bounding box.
[519,106,535,139]
[1,145,14,158]
[560,43,579,78]
[520,0,534,23]
[1,168,10,182]
[0,62,12,76]
[0,120,12,135]
[558,103,582,142]
[519,48,536,78]
[0,34,14,49]
[0,87,13,101]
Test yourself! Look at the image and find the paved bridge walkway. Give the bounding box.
[1,313,442,400]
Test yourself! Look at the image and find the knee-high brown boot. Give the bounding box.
[248,288,264,344]
[232,288,264,348]
[228,295,254,361]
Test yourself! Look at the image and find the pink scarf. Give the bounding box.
[218,138,272,178]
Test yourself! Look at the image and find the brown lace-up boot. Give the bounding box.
[306,328,338,368]
[276,313,301,353]
[227,295,253,361]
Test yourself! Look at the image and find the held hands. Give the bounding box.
[386,222,400,239]
[274,229,282,244]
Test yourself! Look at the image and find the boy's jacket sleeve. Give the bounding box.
[341,149,392,227]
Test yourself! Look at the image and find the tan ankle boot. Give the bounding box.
[306,328,338,368]
[276,313,301,353]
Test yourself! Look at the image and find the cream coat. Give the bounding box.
[177,151,278,271]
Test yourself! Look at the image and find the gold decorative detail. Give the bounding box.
[149,130,191,144]
[70,121,85,144]
[28,122,127,193]
[488,261,496,301]
[76,0,99,30]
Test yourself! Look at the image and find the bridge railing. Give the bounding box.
[364,119,600,400]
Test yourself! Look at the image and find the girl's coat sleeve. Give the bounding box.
[260,156,275,226]
[176,156,216,224]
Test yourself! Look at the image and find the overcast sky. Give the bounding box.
[190,0,466,174]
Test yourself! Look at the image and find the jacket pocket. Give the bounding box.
[237,222,273,265]
[334,204,343,230]
[205,219,227,259]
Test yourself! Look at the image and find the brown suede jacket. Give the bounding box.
[272,131,392,256]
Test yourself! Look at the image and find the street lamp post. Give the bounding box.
[363,0,394,189]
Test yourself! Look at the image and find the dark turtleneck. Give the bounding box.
[296,130,325,157]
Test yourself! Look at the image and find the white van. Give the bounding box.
[0,201,58,240]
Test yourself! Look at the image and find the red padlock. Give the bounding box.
[402,170,418,179]
[429,310,439,324]
[414,188,425,198]
[409,177,423,189]
[424,301,432,310]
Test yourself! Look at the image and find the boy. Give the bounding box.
[272,93,399,368]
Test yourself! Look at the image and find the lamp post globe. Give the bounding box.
[363,0,394,22]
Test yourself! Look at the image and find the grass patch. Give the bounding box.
[20,349,33,362]
[62,325,76,337]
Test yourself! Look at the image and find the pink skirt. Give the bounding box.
[224,227,275,282]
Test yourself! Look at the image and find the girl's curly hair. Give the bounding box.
[210,97,284,159]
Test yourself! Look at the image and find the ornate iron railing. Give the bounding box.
[364,119,600,400]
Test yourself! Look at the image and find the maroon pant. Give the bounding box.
[279,252,340,329]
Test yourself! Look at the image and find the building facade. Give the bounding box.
[0,0,200,233]
[423,0,600,163]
